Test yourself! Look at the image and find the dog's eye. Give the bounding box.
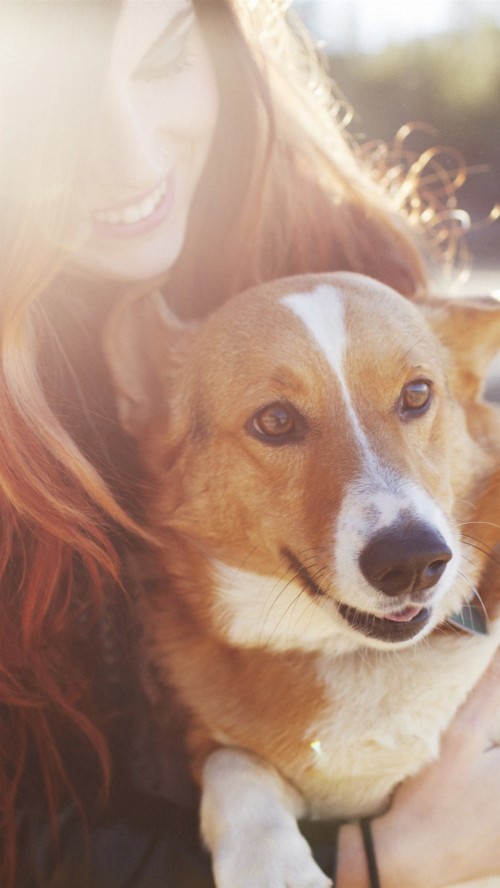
[248,402,304,444]
[399,380,432,417]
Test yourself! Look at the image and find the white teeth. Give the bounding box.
[122,206,142,224]
[94,178,167,226]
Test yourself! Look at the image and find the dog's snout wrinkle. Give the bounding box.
[359,522,452,598]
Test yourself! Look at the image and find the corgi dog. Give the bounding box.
[105,272,500,888]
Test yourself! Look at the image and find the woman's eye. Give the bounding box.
[248,402,305,444]
[136,49,194,82]
[134,10,196,82]
[399,380,433,417]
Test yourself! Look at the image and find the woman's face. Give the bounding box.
[72,0,219,281]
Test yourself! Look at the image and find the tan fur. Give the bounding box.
[106,273,500,888]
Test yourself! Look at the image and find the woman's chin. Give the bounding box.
[70,223,185,284]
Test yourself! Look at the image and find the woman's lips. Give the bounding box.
[91,174,174,239]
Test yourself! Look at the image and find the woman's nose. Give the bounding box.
[89,89,164,192]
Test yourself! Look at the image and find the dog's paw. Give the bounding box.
[212,826,332,888]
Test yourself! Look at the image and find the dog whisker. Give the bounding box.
[294,555,323,575]
[294,546,329,558]
[213,553,291,648]
[258,572,297,642]
[259,548,330,640]
[455,497,478,511]
[459,520,500,531]
[292,592,321,639]
[456,568,489,623]
[355,642,371,667]
[269,595,301,649]
[258,562,311,643]
[462,524,496,551]
[260,580,308,648]
[289,550,329,579]
[432,622,449,638]
[259,557,335,647]
[462,536,500,568]
[284,562,330,607]
[455,567,477,598]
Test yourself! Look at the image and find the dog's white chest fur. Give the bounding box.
[201,624,500,888]
[301,625,500,820]
[201,625,500,888]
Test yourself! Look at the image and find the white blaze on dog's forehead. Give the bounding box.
[283,285,346,377]
[282,285,379,475]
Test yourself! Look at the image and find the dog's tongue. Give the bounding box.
[383,606,423,623]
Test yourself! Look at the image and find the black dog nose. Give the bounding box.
[359,522,452,597]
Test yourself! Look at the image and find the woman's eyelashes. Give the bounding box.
[136,45,195,81]
[135,18,196,82]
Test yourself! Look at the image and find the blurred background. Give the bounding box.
[292,0,500,295]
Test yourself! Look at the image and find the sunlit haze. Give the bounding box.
[293,0,500,53]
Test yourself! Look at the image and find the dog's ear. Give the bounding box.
[419,294,500,400]
[104,290,191,437]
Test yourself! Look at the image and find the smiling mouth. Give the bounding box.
[337,602,431,642]
[91,174,174,237]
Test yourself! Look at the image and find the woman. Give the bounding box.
[1,2,499,886]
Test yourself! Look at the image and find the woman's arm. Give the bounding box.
[337,645,500,887]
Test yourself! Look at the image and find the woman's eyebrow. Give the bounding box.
[142,6,194,62]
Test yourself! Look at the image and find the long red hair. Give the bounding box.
[0,0,464,883]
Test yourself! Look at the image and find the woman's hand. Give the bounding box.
[370,644,500,887]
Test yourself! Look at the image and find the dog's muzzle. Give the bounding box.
[332,520,454,644]
[358,520,452,598]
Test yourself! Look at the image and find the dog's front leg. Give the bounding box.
[201,747,332,888]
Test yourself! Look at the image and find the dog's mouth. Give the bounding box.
[282,547,432,643]
[337,602,431,642]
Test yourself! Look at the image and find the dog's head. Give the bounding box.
[105,272,500,653]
